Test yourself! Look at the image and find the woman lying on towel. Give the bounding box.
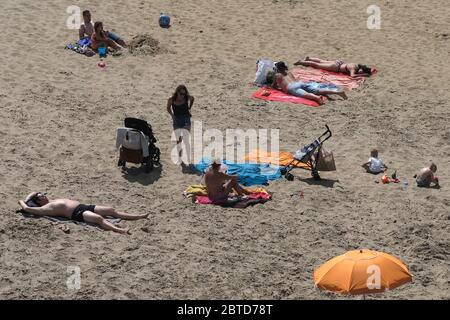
[271,61,347,105]
[293,57,374,77]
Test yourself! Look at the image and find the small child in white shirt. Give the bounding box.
[362,149,388,174]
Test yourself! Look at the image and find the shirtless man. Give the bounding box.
[79,10,94,40]
[79,10,127,47]
[18,192,148,234]
[272,61,347,105]
[414,163,439,188]
[294,57,373,77]
[204,159,248,203]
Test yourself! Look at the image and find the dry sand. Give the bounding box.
[0,0,449,299]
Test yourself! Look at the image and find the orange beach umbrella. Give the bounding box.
[313,249,412,296]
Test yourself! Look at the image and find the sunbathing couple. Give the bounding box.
[18,192,148,234]
[270,61,348,105]
[79,10,127,54]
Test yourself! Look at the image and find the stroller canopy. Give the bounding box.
[124,117,155,142]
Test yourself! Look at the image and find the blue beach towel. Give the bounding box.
[194,159,282,186]
[65,38,92,55]
[78,38,91,46]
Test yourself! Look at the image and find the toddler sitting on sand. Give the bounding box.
[414,162,439,188]
[362,149,388,174]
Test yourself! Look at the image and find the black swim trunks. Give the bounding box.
[71,204,96,222]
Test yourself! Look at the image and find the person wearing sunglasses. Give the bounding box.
[18,192,148,234]
[167,85,195,158]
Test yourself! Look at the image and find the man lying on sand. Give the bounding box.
[271,61,347,105]
[18,192,148,234]
[204,159,249,203]
[294,57,373,77]
[79,10,127,48]
[414,163,440,188]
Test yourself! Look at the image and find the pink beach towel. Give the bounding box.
[291,67,377,91]
[252,88,322,107]
[196,191,271,208]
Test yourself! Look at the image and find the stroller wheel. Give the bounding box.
[153,153,160,164]
[312,171,321,180]
[145,161,154,173]
[152,148,161,164]
[285,173,294,181]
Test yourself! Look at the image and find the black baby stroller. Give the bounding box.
[116,117,161,173]
[283,125,334,181]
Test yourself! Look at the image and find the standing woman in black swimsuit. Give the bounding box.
[167,85,195,155]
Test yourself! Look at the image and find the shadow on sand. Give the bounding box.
[121,164,163,186]
[181,163,203,176]
[297,177,340,188]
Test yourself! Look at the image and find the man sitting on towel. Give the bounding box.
[271,61,347,105]
[18,192,148,234]
[204,159,249,203]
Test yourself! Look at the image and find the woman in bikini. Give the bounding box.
[294,57,373,77]
[91,21,121,53]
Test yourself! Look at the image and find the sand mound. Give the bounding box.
[128,34,166,56]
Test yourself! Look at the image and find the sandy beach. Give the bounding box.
[0,0,449,299]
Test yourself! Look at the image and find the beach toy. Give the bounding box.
[402,180,409,190]
[159,13,171,28]
[290,190,304,198]
[98,60,106,68]
[391,170,397,180]
[381,174,390,184]
[98,46,107,58]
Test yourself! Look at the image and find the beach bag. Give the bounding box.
[315,147,336,171]
[120,146,143,164]
[254,59,275,85]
